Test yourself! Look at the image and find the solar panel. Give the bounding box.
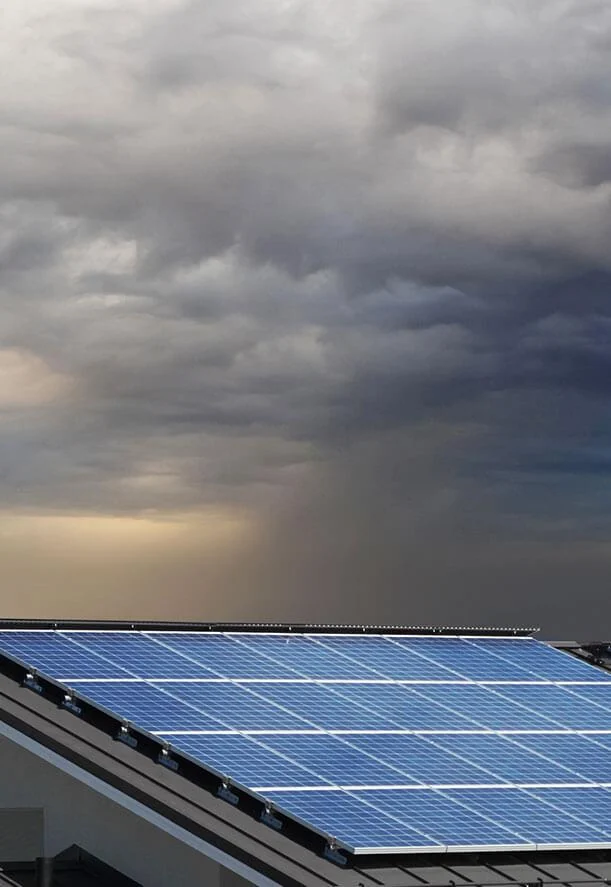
[512,733,611,782]
[428,733,585,784]
[164,733,330,788]
[350,788,532,849]
[72,680,225,732]
[346,733,499,785]
[147,632,302,679]
[262,788,444,852]
[392,637,540,682]
[445,788,611,846]
[0,630,131,679]
[411,683,561,730]
[256,733,422,788]
[65,631,216,679]
[489,684,611,730]
[1,626,611,856]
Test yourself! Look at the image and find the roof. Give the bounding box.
[1,620,611,887]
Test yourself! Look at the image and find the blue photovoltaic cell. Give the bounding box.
[146,633,300,679]
[392,637,540,682]
[467,638,611,682]
[73,681,225,732]
[527,788,611,836]
[492,685,611,730]
[338,684,479,730]
[161,733,329,788]
[352,789,529,848]
[264,789,441,851]
[63,632,216,679]
[0,631,131,679]
[313,636,461,681]
[412,683,559,730]
[259,733,420,787]
[446,788,611,845]
[251,682,400,730]
[347,734,498,785]
[513,733,611,783]
[233,634,384,679]
[153,681,312,731]
[429,733,584,784]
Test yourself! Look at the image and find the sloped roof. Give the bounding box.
[1,621,611,887]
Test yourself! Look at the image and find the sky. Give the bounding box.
[1,0,611,637]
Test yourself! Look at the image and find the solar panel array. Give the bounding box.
[1,628,611,855]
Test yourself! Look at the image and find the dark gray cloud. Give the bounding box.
[1,0,611,634]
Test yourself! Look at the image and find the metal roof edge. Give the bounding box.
[0,619,540,637]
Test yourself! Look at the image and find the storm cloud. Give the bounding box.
[1,0,611,635]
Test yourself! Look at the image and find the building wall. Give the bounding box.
[0,732,259,887]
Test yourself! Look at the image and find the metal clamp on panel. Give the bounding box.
[22,670,43,694]
[116,720,138,749]
[157,742,179,772]
[323,838,347,867]
[60,690,83,716]
[217,777,239,806]
[260,801,282,831]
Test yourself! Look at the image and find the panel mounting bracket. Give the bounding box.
[323,838,347,866]
[157,742,179,772]
[116,720,138,749]
[22,670,43,694]
[217,777,239,806]
[60,690,82,716]
[260,801,283,831]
